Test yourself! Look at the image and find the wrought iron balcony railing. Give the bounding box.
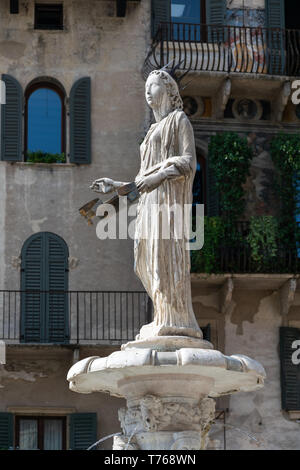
[191,220,300,274]
[0,290,152,345]
[144,22,300,77]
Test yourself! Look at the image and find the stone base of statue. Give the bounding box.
[67,335,265,450]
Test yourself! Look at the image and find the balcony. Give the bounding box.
[144,22,300,78]
[191,220,300,275]
[0,290,152,345]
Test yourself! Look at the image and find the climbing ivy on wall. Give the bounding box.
[208,132,253,225]
[191,132,300,274]
[247,216,279,270]
[191,132,253,273]
[191,217,225,274]
[269,133,300,249]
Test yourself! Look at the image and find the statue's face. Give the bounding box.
[145,74,167,109]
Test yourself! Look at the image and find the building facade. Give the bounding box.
[0,0,299,450]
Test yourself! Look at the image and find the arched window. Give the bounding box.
[20,232,69,343]
[25,82,65,160]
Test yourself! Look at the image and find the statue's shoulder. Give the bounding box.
[175,109,192,128]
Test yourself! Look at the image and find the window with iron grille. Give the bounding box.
[34,4,63,30]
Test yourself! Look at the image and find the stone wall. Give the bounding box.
[0,345,125,449]
[0,0,150,449]
[192,283,300,450]
[0,0,151,292]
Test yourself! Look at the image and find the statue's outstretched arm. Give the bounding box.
[90,177,129,194]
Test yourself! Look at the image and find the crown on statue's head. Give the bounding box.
[154,59,194,91]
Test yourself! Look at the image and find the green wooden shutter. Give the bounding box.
[70,77,91,164]
[206,154,220,216]
[46,233,69,343]
[206,0,225,25]
[21,232,69,343]
[21,233,44,343]
[280,327,300,411]
[151,0,170,38]
[1,74,23,162]
[266,0,285,75]
[206,0,225,42]
[69,413,97,450]
[0,413,14,450]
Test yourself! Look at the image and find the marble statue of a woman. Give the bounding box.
[91,69,203,342]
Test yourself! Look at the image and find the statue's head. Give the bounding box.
[145,70,183,112]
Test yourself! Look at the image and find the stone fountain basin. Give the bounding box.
[67,348,266,399]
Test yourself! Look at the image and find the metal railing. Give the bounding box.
[144,22,300,77]
[191,220,300,274]
[0,290,152,344]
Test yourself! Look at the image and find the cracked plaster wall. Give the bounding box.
[193,287,300,450]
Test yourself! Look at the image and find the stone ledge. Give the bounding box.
[8,162,77,169]
[67,347,266,398]
[7,406,76,415]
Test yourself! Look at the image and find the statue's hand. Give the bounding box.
[136,172,165,193]
[90,178,116,194]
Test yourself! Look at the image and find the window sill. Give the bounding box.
[287,411,300,420]
[11,162,77,168]
[28,28,68,34]
[7,406,76,415]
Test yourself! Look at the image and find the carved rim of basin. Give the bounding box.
[67,348,266,399]
[121,335,213,351]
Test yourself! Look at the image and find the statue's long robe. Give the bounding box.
[134,109,202,338]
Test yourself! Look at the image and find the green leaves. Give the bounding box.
[191,132,300,274]
[270,133,300,250]
[247,216,278,269]
[270,133,300,173]
[208,132,252,222]
[26,150,66,164]
[191,216,225,273]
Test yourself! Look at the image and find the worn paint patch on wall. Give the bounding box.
[230,290,274,334]
[245,132,278,217]
[225,291,300,450]
[0,364,47,389]
[226,8,266,27]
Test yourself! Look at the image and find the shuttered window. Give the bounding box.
[20,232,69,343]
[1,74,23,162]
[280,327,300,411]
[152,1,225,38]
[266,0,285,75]
[0,412,14,450]
[152,1,225,37]
[206,154,220,216]
[70,77,91,164]
[206,0,225,42]
[206,0,225,26]
[151,0,171,37]
[69,413,97,450]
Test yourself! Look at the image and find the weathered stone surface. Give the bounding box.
[67,347,266,398]
[114,397,215,450]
